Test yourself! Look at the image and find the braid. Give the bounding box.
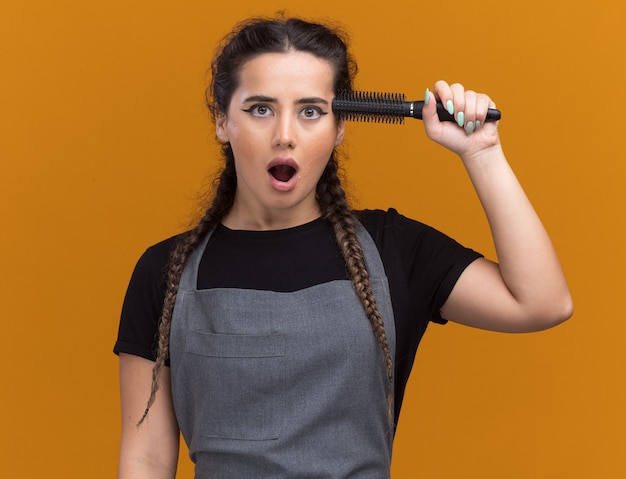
[317,155,394,423]
[137,147,237,425]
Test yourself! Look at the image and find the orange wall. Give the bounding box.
[1,0,624,477]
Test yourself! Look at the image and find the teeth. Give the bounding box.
[269,165,296,182]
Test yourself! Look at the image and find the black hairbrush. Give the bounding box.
[332,90,501,124]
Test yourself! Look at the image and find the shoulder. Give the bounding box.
[354,207,482,280]
[125,233,187,297]
[133,234,183,276]
[355,208,442,247]
[355,207,405,228]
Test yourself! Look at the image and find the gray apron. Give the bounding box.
[170,222,396,478]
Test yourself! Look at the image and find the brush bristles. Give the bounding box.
[333,91,407,124]
[341,112,404,124]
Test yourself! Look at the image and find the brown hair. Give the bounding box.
[140,16,393,425]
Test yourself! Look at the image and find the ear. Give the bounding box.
[215,112,229,143]
[334,119,346,146]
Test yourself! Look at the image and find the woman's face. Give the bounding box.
[216,51,346,230]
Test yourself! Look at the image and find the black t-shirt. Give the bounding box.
[114,208,482,423]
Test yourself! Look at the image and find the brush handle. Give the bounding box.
[413,101,501,122]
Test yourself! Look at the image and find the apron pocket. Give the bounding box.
[184,330,286,441]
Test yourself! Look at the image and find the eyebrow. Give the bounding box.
[242,95,329,106]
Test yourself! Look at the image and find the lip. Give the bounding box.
[267,157,299,192]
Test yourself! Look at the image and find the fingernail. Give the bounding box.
[446,100,454,115]
[424,88,430,105]
[456,111,465,127]
[465,121,474,135]
[475,120,481,131]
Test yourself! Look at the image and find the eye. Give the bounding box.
[243,104,273,117]
[300,106,327,119]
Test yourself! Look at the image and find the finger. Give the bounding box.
[449,83,466,128]
[463,90,478,135]
[475,94,495,131]
[433,80,454,117]
[421,87,441,135]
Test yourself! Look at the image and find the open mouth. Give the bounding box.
[268,164,297,182]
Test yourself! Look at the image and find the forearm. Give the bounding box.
[461,144,573,322]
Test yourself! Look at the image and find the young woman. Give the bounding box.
[114,16,573,478]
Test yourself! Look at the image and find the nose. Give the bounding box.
[273,114,296,148]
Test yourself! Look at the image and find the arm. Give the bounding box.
[423,81,573,332]
[118,353,180,479]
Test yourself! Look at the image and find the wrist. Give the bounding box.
[460,143,506,169]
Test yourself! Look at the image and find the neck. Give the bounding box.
[222,202,322,231]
